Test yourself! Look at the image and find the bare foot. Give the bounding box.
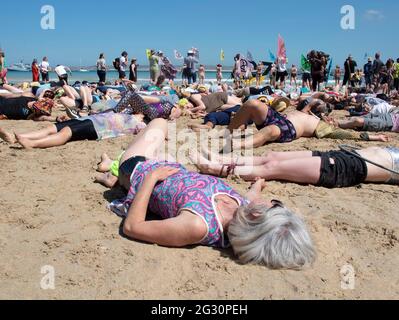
[189,151,224,176]
[95,172,118,188]
[97,153,113,172]
[15,134,34,149]
[188,123,213,133]
[0,128,16,144]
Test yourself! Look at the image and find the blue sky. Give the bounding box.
[1,0,398,67]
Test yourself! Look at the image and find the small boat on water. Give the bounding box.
[8,62,31,72]
[79,68,89,72]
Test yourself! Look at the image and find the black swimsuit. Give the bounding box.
[0,96,36,120]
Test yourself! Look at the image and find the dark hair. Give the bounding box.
[99,53,104,59]
[375,53,380,59]
[43,90,55,99]
[121,51,128,57]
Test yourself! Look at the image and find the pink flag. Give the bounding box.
[277,34,287,64]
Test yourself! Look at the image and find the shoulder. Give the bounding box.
[179,210,208,241]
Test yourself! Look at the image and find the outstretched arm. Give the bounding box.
[123,167,206,247]
[235,125,281,149]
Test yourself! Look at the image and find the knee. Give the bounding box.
[352,117,365,127]
[262,151,280,162]
[243,100,264,113]
[262,160,280,174]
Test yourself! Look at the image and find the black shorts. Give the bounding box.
[276,71,288,82]
[119,156,147,179]
[313,150,368,188]
[302,73,311,82]
[118,70,126,79]
[55,119,98,141]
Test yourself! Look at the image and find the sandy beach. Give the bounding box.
[0,103,398,300]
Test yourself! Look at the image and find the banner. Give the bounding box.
[145,49,151,59]
[269,50,276,62]
[247,50,254,62]
[191,47,200,59]
[326,58,333,82]
[239,56,254,79]
[277,34,287,64]
[301,54,311,72]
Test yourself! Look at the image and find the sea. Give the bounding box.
[6,70,235,85]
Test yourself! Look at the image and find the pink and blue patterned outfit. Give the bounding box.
[109,160,249,248]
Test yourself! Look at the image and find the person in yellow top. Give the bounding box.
[393,58,399,91]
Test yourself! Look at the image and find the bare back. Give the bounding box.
[286,111,320,138]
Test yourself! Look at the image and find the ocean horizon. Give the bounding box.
[5,70,235,84]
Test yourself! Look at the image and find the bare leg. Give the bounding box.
[235,125,281,150]
[80,86,93,107]
[120,118,168,164]
[60,97,78,109]
[2,84,23,94]
[16,127,72,149]
[228,100,268,131]
[63,85,80,99]
[192,152,321,183]
[202,147,313,166]
[16,125,57,140]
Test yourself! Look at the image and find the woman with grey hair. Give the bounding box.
[103,119,315,269]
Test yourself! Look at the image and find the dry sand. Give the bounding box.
[0,106,398,300]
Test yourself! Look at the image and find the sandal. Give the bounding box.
[219,163,237,178]
[65,106,80,119]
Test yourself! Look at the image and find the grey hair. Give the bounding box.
[227,204,316,270]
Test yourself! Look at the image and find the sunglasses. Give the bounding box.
[271,199,284,208]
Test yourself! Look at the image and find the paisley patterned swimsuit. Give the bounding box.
[110,160,248,248]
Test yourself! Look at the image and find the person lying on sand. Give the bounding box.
[192,146,399,187]
[180,90,243,116]
[0,91,55,121]
[59,81,102,114]
[0,112,146,149]
[96,118,315,269]
[337,109,399,133]
[110,90,184,121]
[187,97,288,132]
[226,99,389,150]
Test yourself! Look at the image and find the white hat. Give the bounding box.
[187,50,194,54]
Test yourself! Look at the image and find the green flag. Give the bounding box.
[301,54,311,72]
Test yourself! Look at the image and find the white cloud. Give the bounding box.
[364,10,384,20]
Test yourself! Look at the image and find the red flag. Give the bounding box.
[277,34,287,64]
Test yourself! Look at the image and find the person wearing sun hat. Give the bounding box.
[271,96,291,113]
